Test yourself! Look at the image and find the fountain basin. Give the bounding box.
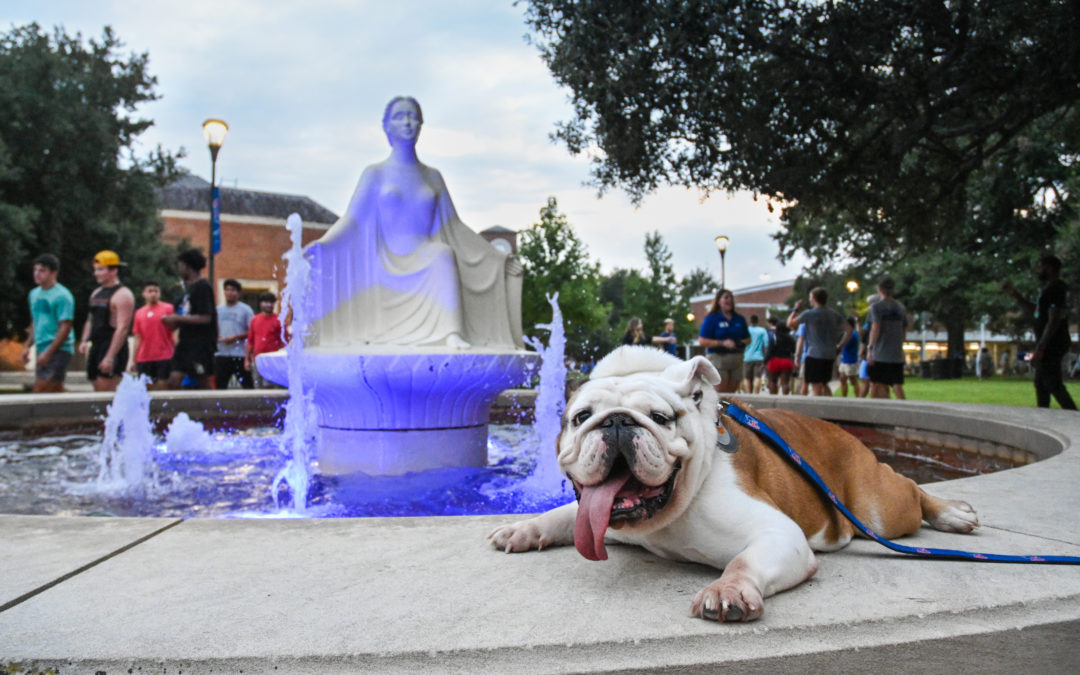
[256,348,540,474]
[1,397,1078,671]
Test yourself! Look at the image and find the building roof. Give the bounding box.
[481,225,516,235]
[157,174,339,224]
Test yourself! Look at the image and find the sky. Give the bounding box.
[5,0,808,291]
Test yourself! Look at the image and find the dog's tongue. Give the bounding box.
[574,468,633,561]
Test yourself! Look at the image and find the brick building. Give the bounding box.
[689,278,796,328]
[158,175,338,306]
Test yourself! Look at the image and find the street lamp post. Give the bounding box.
[845,279,860,315]
[202,118,229,292]
[714,235,729,289]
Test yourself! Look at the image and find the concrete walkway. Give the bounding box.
[2,397,1079,673]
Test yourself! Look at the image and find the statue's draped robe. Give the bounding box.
[308,163,523,349]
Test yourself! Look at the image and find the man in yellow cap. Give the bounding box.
[78,250,135,392]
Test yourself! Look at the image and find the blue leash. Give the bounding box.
[722,401,1080,565]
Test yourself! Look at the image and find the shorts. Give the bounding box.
[706,352,743,383]
[743,360,765,380]
[171,340,215,379]
[858,360,869,380]
[87,340,129,380]
[35,349,72,383]
[136,359,173,381]
[869,361,905,386]
[804,357,835,384]
[838,362,859,377]
[766,357,794,374]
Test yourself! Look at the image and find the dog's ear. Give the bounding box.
[664,355,722,393]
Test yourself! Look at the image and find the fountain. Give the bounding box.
[257,96,538,476]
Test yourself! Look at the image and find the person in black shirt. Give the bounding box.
[162,249,217,389]
[1003,254,1077,410]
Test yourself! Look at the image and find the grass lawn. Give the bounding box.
[841,374,1080,408]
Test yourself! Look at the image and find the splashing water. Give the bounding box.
[521,292,568,494]
[271,213,319,511]
[165,413,212,455]
[97,373,157,492]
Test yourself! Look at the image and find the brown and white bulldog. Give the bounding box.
[488,346,979,622]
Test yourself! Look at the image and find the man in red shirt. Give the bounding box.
[246,292,287,388]
[130,281,175,388]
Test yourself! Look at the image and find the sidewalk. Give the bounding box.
[1,397,1078,671]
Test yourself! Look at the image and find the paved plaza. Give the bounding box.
[1,396,1078,672]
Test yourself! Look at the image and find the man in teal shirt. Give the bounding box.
[21,254,75,392]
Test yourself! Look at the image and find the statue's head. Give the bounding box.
[383,96,423,146]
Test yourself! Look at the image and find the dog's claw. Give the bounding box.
[723,602,744,622]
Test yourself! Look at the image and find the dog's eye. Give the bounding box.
[651,412,672,426]
[572,409,592,426]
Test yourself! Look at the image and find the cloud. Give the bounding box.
[3,0,808,289]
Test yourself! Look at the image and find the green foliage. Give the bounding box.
[617,232,694,342]
[525,1,1080,256]
[523,0,1080,309]
[0,23,183,338]
[518,196,611,361]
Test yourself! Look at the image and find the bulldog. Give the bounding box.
[488,346,979,622]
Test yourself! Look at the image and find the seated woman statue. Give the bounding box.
[307,96,524,350]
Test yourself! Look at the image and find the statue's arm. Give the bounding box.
[430,168,506,265]
[312,166,378,248]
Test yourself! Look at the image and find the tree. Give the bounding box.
[0,24,182,338]
[523,1,1080,268]
[517,196,611,362]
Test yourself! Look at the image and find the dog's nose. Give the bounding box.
[600,412,638,430]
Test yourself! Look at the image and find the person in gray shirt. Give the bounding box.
[867,276,908,399]
[787,287,852,396]
[215,279,255,389]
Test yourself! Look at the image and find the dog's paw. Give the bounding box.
[928,499,979,533]
[690,575,765,623]
[487,518,552,553]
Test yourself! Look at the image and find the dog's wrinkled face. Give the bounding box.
[558,348,721,561]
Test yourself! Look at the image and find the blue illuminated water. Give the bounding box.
[0,424,573,518]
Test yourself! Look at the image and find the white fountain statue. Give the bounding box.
[257,96,539,475]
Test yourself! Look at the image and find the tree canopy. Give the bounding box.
[523,0,1080,269]
[0,23,182,338]
[517,196,611,361]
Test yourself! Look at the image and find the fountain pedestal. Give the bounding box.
[257,348,538,475]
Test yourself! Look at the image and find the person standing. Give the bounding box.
[246,292,287,388]
[162,249,217,390]
[130,281,175,387]
[1004,255,1077,410]
[656,318,679,356]
[787,287,851,397]
[78,250,135,392]
[977,347,995,380]
[838,317,860,396]
[21,253,75,393]
[621,317,652,346]
[867,277,908,400]
[764,320,796,395]
[742,314,768,394]
[214,279,254,389]
[699,289,750,393]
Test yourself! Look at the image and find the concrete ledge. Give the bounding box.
[1,398,1079,671]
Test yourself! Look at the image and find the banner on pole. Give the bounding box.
[211,186,221,255]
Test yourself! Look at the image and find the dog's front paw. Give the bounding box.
[690,575,765,622]
[488,518,553,553]
[928,499,979,533]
